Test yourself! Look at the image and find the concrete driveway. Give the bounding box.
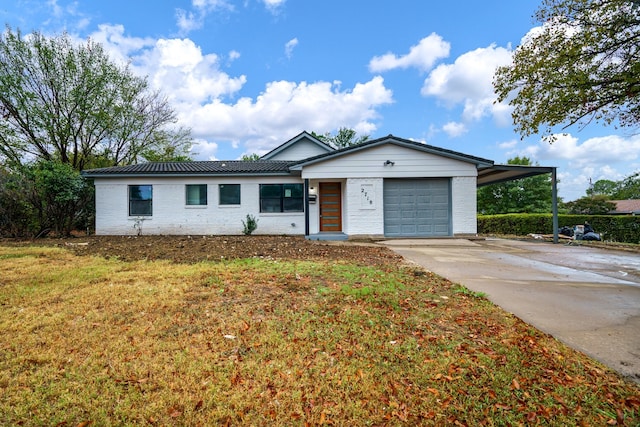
[381,238,640,384]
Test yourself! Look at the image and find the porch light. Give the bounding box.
[384,160,395,166]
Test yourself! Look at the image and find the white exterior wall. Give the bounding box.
[307,180,320,234]
[344,178,384,236]
[451,176,478,235]
[301,144,479,238]
[92,142,481,237]
[94,176,305,235]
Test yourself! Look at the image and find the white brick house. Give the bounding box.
[82,131,500,239]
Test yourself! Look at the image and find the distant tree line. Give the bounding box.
[0,27,192,237]
[563,173,640,214]
[586,174,640,200]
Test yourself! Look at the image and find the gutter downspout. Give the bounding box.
[304,178,310,237]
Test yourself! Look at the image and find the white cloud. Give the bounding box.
[368,33,450,73]
[285,38,298,59]
[442,121,467,138]
[498,139,518,150]
[184,76,393,155]
[523,133,640,167]
[47,0,63,18]
[83,25,392,158]
[176,0,233,33]
[262,0,286,13]
[556,164,630,202]
[421,44,512,124]
[135,38,247,104]
[176,9,203,33]
[43,0,90,31]
[87,24,156,65]
[88,25,246,105]
[191,138,219,160]
[511,133,640,200]
[193,0,231,7]
[75,17,91,31]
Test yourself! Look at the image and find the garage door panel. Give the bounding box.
[433,208,448,218]
[433,195,448,204]
[401,224,417,234]
[384,179,451,237]
[401,210,416,219]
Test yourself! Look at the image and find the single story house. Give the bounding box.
[82,131,557,240]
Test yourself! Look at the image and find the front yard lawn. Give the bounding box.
[0,243,638,425]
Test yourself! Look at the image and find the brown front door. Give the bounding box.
[319,182,342,232]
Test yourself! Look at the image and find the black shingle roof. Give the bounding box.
[82,161,296,177]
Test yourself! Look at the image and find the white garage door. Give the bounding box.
[383,179,451,237]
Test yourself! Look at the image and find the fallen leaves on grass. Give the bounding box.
[0,244,638,426]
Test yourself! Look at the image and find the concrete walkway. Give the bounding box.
[381,238,640,384]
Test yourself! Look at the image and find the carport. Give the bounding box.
[477,164,559,242]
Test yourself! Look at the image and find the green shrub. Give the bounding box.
[242,214,258,235]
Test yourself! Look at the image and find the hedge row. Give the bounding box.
[477,214,640,244]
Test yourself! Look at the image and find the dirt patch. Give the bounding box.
[1,235,403,265]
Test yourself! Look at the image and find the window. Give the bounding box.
[186,184,207,206]
[260,184,304,213]
[219,184,241,205]
[129,185,152,216]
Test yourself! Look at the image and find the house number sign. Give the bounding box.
[360,184,374,209]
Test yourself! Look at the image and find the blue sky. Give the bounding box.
[2,0,639,201]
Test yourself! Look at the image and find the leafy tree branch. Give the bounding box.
[494,0,640,139]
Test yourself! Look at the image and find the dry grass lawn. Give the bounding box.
[0,243,638,426]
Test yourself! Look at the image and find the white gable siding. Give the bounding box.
[266,138,332,161]
[300,144,477,179]
[94,176,305,235]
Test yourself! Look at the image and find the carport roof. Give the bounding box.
[477,164,556,187]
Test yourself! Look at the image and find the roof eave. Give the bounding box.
[82,171,298,179]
